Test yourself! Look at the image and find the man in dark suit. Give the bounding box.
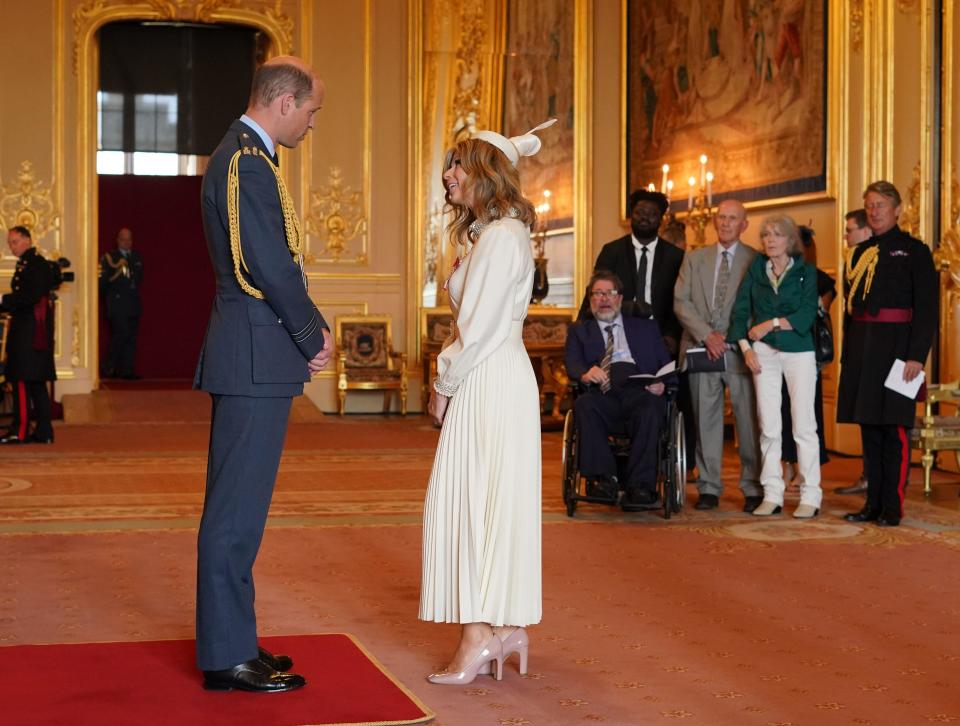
[0,226,57,445]
[194,56,332,693]
[565,271,675,511]
[579,189,684,355]
[99,227,144,378]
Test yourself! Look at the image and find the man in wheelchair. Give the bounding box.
[564,271,676,511]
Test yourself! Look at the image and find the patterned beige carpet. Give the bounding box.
[1,391,959,725]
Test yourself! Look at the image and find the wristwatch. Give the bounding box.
[772,317,781,331]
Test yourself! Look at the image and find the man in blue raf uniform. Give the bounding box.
[194,56,332,693]
[1,226,57,445]
[99,227,143,379]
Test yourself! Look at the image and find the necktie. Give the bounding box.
[712,250,730,329]
[600,324,614,393]
[636,245,649,304]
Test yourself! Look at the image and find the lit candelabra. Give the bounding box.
[648,155,715,248]
[531,190,551,304]
[685,155,714,248]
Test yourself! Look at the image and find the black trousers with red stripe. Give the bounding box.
[9,380,53,442]
[860,423,909,518]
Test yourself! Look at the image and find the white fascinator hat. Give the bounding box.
[471,118,557,167]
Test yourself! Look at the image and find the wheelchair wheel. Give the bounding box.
[561,409,579,517]
[672,411,686,513]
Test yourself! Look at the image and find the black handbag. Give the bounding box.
[814,307,834,365]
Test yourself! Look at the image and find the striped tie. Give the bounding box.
[600,324,614,393]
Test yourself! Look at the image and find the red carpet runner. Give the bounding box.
[1,634,434,726]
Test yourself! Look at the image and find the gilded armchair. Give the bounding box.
[335,315,408,415]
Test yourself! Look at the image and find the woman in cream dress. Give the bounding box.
[420,121,554,685]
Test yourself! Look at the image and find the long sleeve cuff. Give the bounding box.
[433,378,458,397]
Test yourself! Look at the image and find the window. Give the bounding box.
[97,92,206,176]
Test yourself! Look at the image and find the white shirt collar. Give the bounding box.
[597,313,624,331]
[240,114,276,158]
[631,235,659,254]
[717,240,740,258]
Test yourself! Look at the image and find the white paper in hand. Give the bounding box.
[883,358,925,399]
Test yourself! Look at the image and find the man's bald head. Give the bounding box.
[713,199,748,246]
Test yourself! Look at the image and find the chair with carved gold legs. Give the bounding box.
[335,315,408,416]
[910,381,960,495]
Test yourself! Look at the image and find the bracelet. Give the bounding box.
[433,378,457,397]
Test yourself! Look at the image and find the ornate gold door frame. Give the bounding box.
[71,0,293,384]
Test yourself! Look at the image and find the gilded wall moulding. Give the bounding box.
[851,0,864,52]
[0,161,60,244]
[71,307,82,367]
[450,0,488,140]
[896,0,920,14]
[72,0,294,73]
[303,167,368,264]
[899,162,922,238]
[935,166,960,283]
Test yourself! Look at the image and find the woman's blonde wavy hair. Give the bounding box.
[442,138,536,246]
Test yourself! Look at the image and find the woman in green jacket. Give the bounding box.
[728,214,821,518]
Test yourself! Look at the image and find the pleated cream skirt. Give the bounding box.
[419,323,542,626]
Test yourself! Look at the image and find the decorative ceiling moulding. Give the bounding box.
[0,161,60,247]
[304,167,369,264]
[72,0,295,74]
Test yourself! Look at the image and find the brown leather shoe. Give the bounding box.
[834,477,867,495]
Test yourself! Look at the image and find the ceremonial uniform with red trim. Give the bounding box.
[1,246,57,442]
[836,225,937,519]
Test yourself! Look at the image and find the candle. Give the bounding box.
[699,154,707,188]
[661,164,670,194]
[647,182,656,192]
[688,176,696,208]
[706,171,714,207]
[666,179,674,202]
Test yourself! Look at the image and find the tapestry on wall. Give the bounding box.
[625,0,827,212]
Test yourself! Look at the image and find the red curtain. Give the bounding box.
[98,175,214,379]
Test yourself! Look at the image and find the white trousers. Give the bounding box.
[753,342,822,507]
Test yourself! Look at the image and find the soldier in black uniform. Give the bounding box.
[837,181,938,526]
[99,227,143,379]
[1,226,57,444]
[193,56,331,693]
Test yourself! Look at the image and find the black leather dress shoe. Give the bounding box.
[0,433,22,445]
[621,488,659,512]
[586,476,618,501]
[202,658,305,692]
[258,646,293,672]
[843,508,880,523]
[876,515,901,527]
[29,433,54,444]
[742,495,763,513]
[695,493,719,510]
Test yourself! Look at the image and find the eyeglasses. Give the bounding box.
[590,290,620,299]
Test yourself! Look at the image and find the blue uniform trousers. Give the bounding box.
[195,393,292,670]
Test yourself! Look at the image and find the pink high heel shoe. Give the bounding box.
[426,636,503,685]
[480,627,529,676]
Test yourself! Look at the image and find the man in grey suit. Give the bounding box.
[673,199,762,512]
[194,56,331,693]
